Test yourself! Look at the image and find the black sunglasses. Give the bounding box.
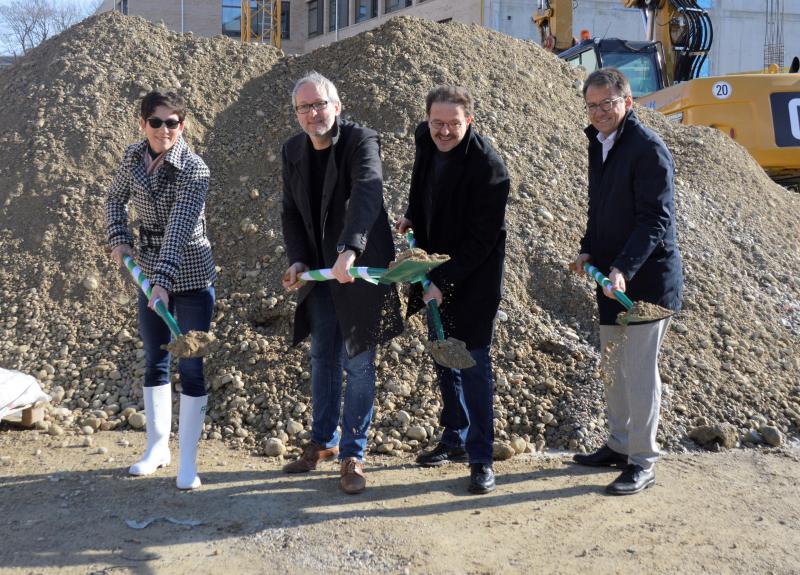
[146,117,182,129]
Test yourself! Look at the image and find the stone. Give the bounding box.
[510,436,527,455]
[493,441,515,461]
[406,425,427,441]
[758,425,783,447]
[128,412,147,429]
[263,437,286,457]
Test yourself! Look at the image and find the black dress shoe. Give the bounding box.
[573,444,627,467]
[606,464,655,496]
[415,442,467,467]
[468,463,496,494]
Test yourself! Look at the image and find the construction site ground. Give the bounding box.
[2,430,799,575]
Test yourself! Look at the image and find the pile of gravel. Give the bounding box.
[1,12,798,458]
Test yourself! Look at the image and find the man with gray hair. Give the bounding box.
[280,72,403,494]
[571,67,682,495]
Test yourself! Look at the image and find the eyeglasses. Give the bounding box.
[295,100,329,114]
[428,120,464,131]
[146,117,182,129]
[585,97,623,114]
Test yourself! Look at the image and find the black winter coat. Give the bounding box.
[281,118,403,357]
[580,110,683,325]
[404,122,510,350]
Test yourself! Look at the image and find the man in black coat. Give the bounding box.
[280,72,403,494]
[571,68,683,495]
[397,85,510,494]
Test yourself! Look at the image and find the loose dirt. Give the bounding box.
[162,330,217,359]
[618,301,675,325]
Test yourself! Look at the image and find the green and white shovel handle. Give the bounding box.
[298,266,386,285]
[406,231,446,341]
[122,255,182,338]
[582,263,635,310]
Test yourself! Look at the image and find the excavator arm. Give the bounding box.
[623,0,712,83]
[533,0,575,54]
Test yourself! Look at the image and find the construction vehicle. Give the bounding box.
[534,0,800,189]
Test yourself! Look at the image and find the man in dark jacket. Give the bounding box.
[397,85,510,494]
[280,72,403,494]
[571,68,683,495]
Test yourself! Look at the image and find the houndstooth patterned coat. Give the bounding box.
[106,137,216,293]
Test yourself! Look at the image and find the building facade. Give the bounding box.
[96,0,800,74]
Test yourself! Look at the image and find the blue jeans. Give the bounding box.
[137,286,215,397]
[428,316,495,464]
[306,283,376,461]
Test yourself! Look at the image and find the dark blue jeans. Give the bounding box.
[137,286,215,397]
[428,316,495,464]
[306,283,376,461]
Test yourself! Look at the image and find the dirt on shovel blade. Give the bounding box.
[161,330,217,358]
[426,337,475,369]
[617,301,674,325]
[389,248,449,270]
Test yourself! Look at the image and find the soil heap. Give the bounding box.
[1,12,798,458]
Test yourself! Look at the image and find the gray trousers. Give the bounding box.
[599,318,670,471]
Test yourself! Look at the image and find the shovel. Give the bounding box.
[287,253,450,286]
[571,261,674,325]
[406,231,475,370]
[122,255,216,358]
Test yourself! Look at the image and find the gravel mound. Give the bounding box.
[1,12,798,457]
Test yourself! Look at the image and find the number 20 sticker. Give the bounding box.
[713,81,732,99]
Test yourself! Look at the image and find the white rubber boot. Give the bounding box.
[129,384,172,476]
[176,394,207,490]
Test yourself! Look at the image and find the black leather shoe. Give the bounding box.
[573,444,627,467]
[606,464,655,496]
[468,463,495,494]
[415,442,467,467]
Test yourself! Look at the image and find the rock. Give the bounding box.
[493,441,515,460]
[396,410,412,426]
[285,419,304,435]
[510,436,527,454]
[688,424,738,449]
[406,425,427,441]
[263,437,285,457]
[49,425,65,437]
[758,425,783,447]
[128,412,147,429]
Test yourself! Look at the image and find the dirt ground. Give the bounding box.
[1,430,799,575]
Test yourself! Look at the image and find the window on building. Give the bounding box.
[355,0,377,23]
[329,0,349,31]
[222,0,244,38]
[282,1,290,39]
[308,0,324,36]
[385,0,412,14]
[115,0,128,14]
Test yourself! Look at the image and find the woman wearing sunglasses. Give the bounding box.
[105,90,216,490]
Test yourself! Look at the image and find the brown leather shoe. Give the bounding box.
[282,442,338,473]
[339,457,366,494]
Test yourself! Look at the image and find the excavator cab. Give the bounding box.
[560,38,668,98]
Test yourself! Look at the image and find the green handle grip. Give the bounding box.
[122,255,182,338]
[583,263,634,310]
[406,230,446,341]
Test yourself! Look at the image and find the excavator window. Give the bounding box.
[601,51,662,97]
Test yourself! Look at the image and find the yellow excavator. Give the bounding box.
[534,0,800,189]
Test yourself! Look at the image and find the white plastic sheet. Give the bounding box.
[0,368,50,421]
